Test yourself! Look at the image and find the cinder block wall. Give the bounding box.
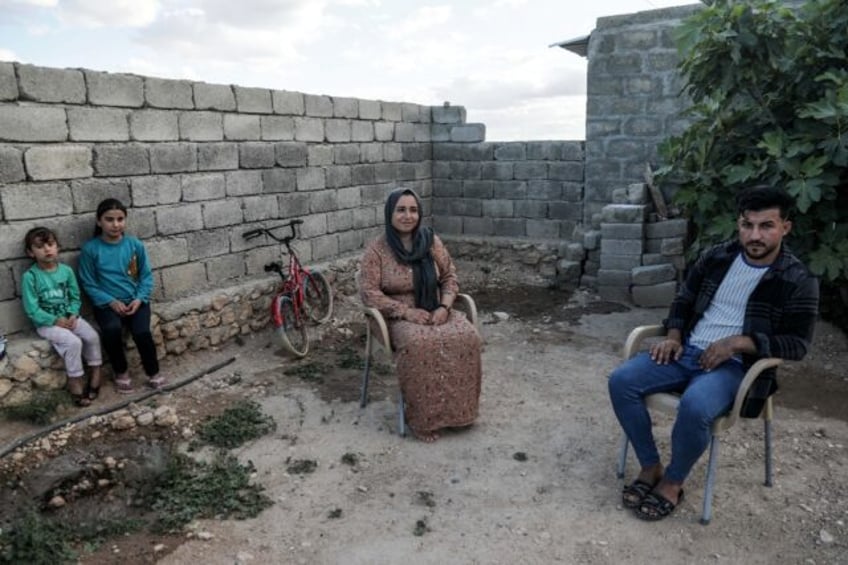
[431,141,584,240]
[583,5,699,226]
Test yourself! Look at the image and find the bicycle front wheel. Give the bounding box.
[273,295,309,358]
[304,270,334,324]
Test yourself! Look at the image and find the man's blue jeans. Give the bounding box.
[608,345,744,483]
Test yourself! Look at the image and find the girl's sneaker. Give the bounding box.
[147,374,167,390]
[114,373,134,394]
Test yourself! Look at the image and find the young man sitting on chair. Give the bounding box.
[608,185,819,521]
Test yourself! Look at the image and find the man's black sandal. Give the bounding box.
[635,490,684,521]
[621,479,656,509]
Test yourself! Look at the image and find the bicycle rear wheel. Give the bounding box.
[272,295,309,357]
[304,270,333,324]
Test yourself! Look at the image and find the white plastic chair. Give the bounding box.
[359,295,479,437]
[617,324,783,524]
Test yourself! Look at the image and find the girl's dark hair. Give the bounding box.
[94,198,128,236]
[24,226,58,253]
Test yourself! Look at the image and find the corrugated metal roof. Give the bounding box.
[550,34,590,58]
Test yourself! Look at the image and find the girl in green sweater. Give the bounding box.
[22,227,103,406]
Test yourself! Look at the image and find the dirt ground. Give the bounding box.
[1,264,847,565]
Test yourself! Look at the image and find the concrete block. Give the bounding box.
[0,62,18,101]
[481,162,514,181]
[308,190,338,214]
[350,165,375,185]
[198,143,238,171]
[527,180,562,200]
[305,94,333,117]
[327,209,354,232]
[244,245,284,275]
[464,180,493,199]
[350,120,374,142]
[18,64,85,103]
[333,96,359,118]
[382,102,402,121]
[431,105,466,124]
[359,99,381,120]
[262,168,296,194]
[600,253,642,270]
[179,111,223,141]
[451,124,485,142]
[661,237,685,256]
[601,204,648,224]
[548,162,583,181]
[482,199,513,218]
[463,216,494,236]
[0,267,15,300]
[194,82,236,111]
[225,170,263,196]
[150,143,197,173]
[564,243,585,262]
[361,143,383,163]
[297,167,325,191]
[25,145,92,180]
[414,123,431,142]
[311,234,339,261]
[203,200,243,228]
[131,175,181,206]
[582,230,600,251]
[598,269,631,286]
[204,254,244,282]
[93,144,149,177]
[83,71,143,107]
[430,124,451,142]
[641,253,669,266]
[325,119,352,142]
[182,173,225,202]
[612,187,629,204]
[0,298,29,334]
[0,146,25,183]
[336,186,360,209]
[325,165,352,189]
[272,142,307,168]
[278,192,312,219]
[384,143,403,162]
[526,219,560,239]
[401,103,421,122]
[156,203,203,235]
[514,200,547,219]
[70,178,131,212]
[334,144,360,165]
[632,264,677,286]
[632,281,678,308]
[627,183,648,204]
[260,115,295,141]
[67,108,130,141]
[494,143,526,161]
[147,237,189,268]
[160,262,207,299]
[600,238,643,256]
[0,106,67,142]
[243,195,280,221]
[130,109,178,141]
[272,90,304,115]
[224,114,261,140]
[234,86,272,113]
[239,143,275,169]
[548,202,582,221]
[2,182,72,220]
[402,143,431,162]
[557,259,582,281]
[494,181,527,199]
[514,162,548,180]
[490,218,524,237]
[433,216,462,234]
[601,223,644,240]
[394,123,415,142]
[294,117,324,142]
[145,77,193,109]
[646,219,688,239]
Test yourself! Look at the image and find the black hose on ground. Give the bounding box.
[0,356,237,460]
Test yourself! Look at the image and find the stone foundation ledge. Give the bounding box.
[0,254,362,408]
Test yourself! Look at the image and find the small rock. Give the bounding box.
[111,415,137,431]
[48,495,66,508]
[235,551,255,563]
[197,531,214,541]
[357,485,368,493]
[153,543,166,553]
[98,479,110,488]
[12,452,25,462]
[104,456,117,469]
[91,431,102,439]
[819,529,834,544]
[136,412,155,426]
[493,311,510,322]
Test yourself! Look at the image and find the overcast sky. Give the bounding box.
[0,0,696,140]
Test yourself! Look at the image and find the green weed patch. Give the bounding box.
[196,400,277,449]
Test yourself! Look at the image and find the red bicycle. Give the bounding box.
[243,219,334,357]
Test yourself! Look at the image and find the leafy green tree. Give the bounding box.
[657,0,848,328]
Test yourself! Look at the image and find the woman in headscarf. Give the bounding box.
[359,187,482,442]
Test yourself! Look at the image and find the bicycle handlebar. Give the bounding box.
[241,219,305,243]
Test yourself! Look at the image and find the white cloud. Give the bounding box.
[9,0,57,6]
[386,5,452,39]
[57,0,160,28]
[0,48,20,61]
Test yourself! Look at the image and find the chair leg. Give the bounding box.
[360,332,372,409]
[701,435,719,525]
[398,390,406,437]
[764,418,773,487]
[617,433,629,479]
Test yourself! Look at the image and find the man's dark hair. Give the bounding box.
[736,185,795,219]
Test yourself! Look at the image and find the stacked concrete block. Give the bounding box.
[631,217,688,306]
[597,203,648,302]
